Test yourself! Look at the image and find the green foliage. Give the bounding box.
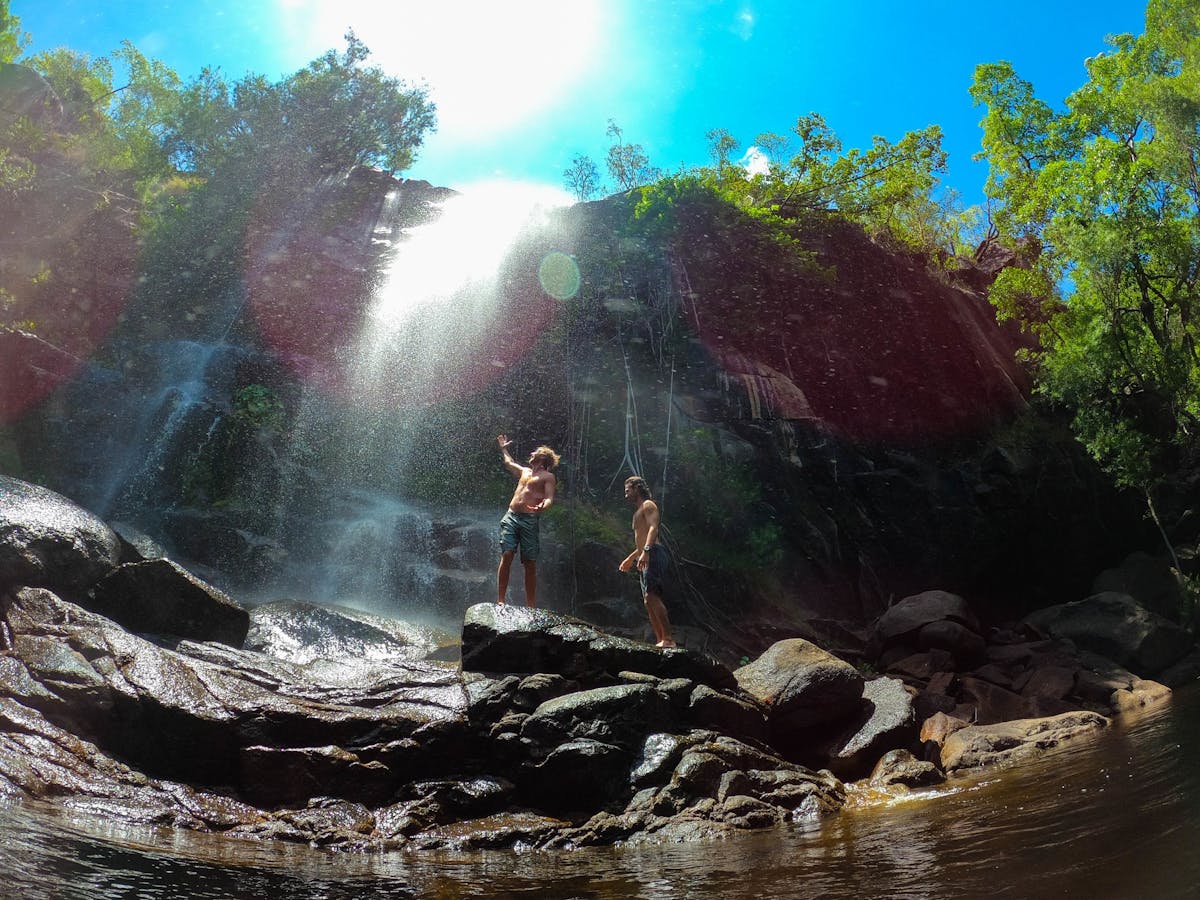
[545,501,625,548]
[605,119,661,191]
[231,385,286,433]
[167,32,435,182]
[0,1,27,64]
[971,0,1200,488]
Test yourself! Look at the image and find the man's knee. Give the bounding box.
[522,558,537,570]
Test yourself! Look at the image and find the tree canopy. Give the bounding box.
[972,0,1200,489]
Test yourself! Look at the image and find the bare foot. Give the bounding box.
[656,640,677,649]
[497,599,506,606]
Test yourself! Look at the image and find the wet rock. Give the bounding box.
[408,811,568,850]
[733,639,864,734]
[919,711,970,760]
[821,676,917,778]
[1023,592,1194,677]
[520,683,678,749]
[940,710,1109,773]
[88,558,249,647]
[1110,679,1172,714]
[246,599,456,665]
[522,738,631,813]
[0,475,121,598]
[869,748,944,789]
[687,683,768,742]
[1,586,469,801]
[461,603,734,688]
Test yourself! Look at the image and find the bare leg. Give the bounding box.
[497,551,515,604]
[645,591,675,647]
[522,559,537,608]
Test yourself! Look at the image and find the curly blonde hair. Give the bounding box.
[532,445,561,469]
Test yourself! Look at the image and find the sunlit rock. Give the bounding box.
[0,475,121,598]
[940,710,1109,773]
[733,638,864,734]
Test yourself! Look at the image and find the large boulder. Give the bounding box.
[1023,592,1194,677]
[0,475,122,598]
[1091,552,1188,624]
[87,558,249,647]
[733,639,864,738]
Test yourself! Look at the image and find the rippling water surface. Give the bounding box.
[3,685,1198,899]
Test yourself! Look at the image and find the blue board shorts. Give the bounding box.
[499,509,540,561]
[639,545,669,598]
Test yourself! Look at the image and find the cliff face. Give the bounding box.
[2,169,1145,655]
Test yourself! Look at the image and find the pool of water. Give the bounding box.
[2,684,1198,899]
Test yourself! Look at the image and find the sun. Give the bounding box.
[274,0,607,140]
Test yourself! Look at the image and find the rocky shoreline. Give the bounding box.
[1,474,1195,850]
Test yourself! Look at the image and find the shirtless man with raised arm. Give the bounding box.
[619,475,676,648]
[496,434,559,607]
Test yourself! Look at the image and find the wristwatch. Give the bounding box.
[643,545,653,552]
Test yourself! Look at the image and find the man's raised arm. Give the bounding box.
[497,434,525,476]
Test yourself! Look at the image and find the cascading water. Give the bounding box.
[47,171,576,621]
[263,180,576,619]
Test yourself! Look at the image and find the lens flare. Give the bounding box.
[537,252,581,300]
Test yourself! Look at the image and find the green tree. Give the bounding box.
[605,119,661,191]
[0,0,26,64]
[972,0,1200,495]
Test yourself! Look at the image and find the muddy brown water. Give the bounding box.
[2,684,1198,899]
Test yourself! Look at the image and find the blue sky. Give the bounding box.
[15,1,1147,204]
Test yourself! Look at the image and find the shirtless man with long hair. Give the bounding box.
[496,434,559,607]
[619,475,676,648]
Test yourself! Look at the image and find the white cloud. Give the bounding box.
[272,1,607,142]
[741,146,770,177]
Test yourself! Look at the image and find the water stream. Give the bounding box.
[2,685,1196,899]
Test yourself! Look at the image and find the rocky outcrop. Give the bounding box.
[0,478,1187,851]
[1023,592,1194,677]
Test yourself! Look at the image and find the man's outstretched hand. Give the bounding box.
[497,434,513,450]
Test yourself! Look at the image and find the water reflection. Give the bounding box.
[2,685,1198,899]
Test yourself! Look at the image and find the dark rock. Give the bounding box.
[958,675,1029,724]
[0,475,121,598]
[687,683,768,743]
[1092,551,1188,624]
[522,738,631,813]
[917,620,986,665]
[461,603,734,688]
[1024,592,1194,677]
[88,558,249,647]
[874,591,982,645]
[520,683,678,750]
